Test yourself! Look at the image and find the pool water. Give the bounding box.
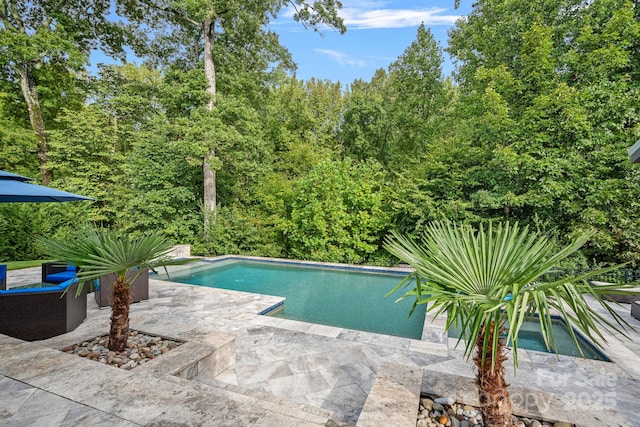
[164,260,424,339]
[449,318,610,361]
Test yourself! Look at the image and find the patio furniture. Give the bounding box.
[42,262,79,284]
[0,264,6,290]
[632,301,640,321]
[94,268,149,308]
[0,278,87,341]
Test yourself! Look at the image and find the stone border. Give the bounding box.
[137,331,235,380]
[46,328,236,382]
[356,362,422,427]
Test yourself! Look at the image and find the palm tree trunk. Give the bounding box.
[108,278,132,352]
[473,323,513,427]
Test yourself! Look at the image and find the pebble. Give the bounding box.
[417,394,575,427]
[422,398,434,411]
[61,330,183,370]
[434,397,455,405]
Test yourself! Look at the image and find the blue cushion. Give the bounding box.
[66,264,76,271]
[0,278,76,295]
[46,270,77,283]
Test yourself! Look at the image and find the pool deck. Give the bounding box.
[1,261,640,426]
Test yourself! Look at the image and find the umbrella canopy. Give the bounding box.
[0,170,32,182]
[0,170,93,203]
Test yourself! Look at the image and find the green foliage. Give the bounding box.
[119,118,201,243]
[37,225,191,351]
[263,76,343,173]
[48,105,128,225]
[446,0,640,264]
[0,116,36,173]
[195,206,284,257]
[0,202,87,262]
[385,221,636,423]
[0,204,46,261]
[285,159,391,263]
[340,74,390,163]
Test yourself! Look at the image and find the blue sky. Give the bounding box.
[91,1,472,85]
[270,0,473,84]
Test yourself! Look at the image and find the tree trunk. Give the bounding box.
[203,17,217,233]
[108,277,132,352]
[17,67,53,185]
[473,323,513,427]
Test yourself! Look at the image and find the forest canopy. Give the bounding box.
[1,0,640,268]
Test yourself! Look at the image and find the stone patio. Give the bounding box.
[1,262,639,426]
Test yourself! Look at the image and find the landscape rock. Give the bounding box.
[435,397,455,406]
[417,395,573,427]
[61,330,183,370]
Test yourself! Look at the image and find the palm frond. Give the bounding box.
[384,221,637,373]
[37,227,191,293]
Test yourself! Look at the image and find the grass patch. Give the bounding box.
[4,259,54,270]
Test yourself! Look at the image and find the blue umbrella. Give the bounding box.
[0,170,93,203]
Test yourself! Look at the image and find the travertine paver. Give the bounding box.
[356,362,422,427]
[0,375,138,426]
[2,263,640,426]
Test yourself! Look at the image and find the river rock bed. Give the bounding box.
[61,330,183,369]
[417,395,574,427]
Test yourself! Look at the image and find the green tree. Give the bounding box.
[385,222,634,426]
[385,24,447,165]
[126,0,345,225]
[447,0,640,264]
[0,0,134,184]
[340,72,391,163]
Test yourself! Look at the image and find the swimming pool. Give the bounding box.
[160,257,611,360]
[163,259,425,339]
[448,317,610,361]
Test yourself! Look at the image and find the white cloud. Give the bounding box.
[279,2,461,30]
[315,49,369,67]
[340,7,461,29]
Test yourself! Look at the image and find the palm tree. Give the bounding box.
[384,221,635,427]
[38,227,185,352]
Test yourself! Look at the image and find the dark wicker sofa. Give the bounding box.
[94,268,149,308]
[0,279,87,341]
